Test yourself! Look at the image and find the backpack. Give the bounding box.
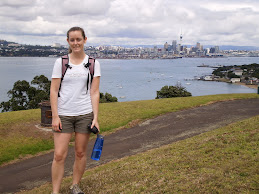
[58,54,95,97]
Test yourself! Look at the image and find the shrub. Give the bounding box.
[100,92,118,103]
[156,84,192,99]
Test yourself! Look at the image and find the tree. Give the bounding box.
[3,80,31,111]
[100,92,118,103]
[31,75,51,93]
[156,84,192,99]
[0,75,50,112]
[29,75,51,108]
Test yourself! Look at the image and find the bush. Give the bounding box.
[156,84,192,99]
[100,92,118,103]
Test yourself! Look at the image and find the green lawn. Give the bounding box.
[0,93,258,166]
[98,93,259,132]
[19,111,259,193]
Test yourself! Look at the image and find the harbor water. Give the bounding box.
[0,57,258,104]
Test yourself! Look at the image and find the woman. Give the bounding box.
[50,26,101,194]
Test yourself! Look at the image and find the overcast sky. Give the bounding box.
[1,0,259,47]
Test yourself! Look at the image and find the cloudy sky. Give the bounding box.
[1,0,259,47]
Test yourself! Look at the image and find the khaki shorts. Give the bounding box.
[54,112,93,134]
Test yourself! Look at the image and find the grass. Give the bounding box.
[0,93,259,166]
[19,113,259,193]
[0,135,53,164]
[98,93,259,132]
[0,108,40,126]
[0,109,55,165]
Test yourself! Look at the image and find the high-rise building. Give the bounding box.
[154,46,158,54]
[177,44,181,52]
[186,47,190,55]
[172,40,177,51]
[214,46,220,53]
[196,42,201,50]
[210,47,216,53]
[164,42,169,51]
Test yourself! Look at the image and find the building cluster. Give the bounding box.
[198,64,259,86]
[86,39,259,59]
[85,41,223,59]
[0,39,259,58]
[163,40,222,58]
[86,42,259,59]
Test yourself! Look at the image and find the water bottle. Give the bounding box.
[91,134,104,161]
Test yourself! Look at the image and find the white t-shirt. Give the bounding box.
[51,54,101,116]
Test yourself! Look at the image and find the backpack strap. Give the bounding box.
[62,55,70,78]
[88,57,95,77]
[58,55,71,97]
[84,57,95,94]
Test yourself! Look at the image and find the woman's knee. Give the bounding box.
[75,150,86,160]
[54,152,67,163]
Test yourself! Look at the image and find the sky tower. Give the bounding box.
[180,29,183,44]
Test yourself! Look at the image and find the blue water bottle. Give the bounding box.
[91,134,104,161]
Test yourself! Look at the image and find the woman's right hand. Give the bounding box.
[52,116,62,132]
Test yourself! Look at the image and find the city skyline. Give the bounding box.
[2,38,259,51]
[0,0,259,47]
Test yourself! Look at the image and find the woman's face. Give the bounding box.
[67,30,87,53]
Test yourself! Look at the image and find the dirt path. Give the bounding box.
[1,98,259,193]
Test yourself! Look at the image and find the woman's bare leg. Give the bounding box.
[52,133,72,193]
[72,132,91,185]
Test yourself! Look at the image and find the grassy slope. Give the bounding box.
[98,93,259,132]
[20,111,259,193]
[0,93,259,165]
[0,109,54,164]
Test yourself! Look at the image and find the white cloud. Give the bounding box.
[200,2,259,12]
[0,0,36,7]
[0,0,259,46]
[62,0,111,16]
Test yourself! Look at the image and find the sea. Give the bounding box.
[0,57,259,104]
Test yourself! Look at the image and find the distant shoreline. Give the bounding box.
[201,78,258,90]
[234,82,258,90]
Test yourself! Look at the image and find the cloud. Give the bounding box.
[62,0,111,16]
[0,0,259,46]
[0,0,36,7]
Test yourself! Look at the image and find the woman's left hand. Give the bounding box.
[91,119,100,133]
